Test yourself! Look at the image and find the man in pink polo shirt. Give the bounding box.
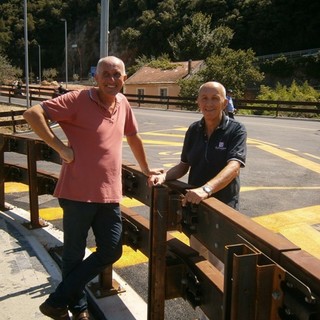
[24,56,154,320]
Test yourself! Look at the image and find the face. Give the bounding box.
[197,82,227,120]
[94,57,127,97]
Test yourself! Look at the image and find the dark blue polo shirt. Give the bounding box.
[181,114,247,209]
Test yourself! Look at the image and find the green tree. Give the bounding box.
[169,13,233,60]
[42,68,58,81]
[200,48,264,95]
[0,54,22,84]
[258,81,320,102]
[179,48,264,99]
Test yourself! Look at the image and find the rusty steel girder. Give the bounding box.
[1,134,320,319]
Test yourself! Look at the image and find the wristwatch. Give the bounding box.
[202,184,213,196]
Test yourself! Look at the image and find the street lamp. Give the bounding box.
[38,44,41,83]
[60,18,68,88]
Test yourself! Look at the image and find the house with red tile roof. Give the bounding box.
[123,60,204,98]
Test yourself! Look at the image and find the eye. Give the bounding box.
[102,72,122,79]
[113,72,122,79]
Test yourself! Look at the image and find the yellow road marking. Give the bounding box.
[5,182,28,193]
[141,139,183,146]
[252,205,320,259]
[121,197,144,208]
[241,186,320,192]
[141,132,185,138]
[280,224,320,259]
[249,139,320,173]
[159,151,181,156]
[174,127,188,131]
[248,138,278,146]
[114,245,148,268]
[164,163,179,168]
[124,138,183,146]
[40,207,63,220]
[169,231,190,245]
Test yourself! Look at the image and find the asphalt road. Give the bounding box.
[3,106,320,319]
[123,108,320,216]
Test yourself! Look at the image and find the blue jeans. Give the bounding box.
[47,199,123,314]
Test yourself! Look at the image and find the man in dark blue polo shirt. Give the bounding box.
[149,81,247,210]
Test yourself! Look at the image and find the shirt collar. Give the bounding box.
[198,112,229,132]
[89,88,123,109]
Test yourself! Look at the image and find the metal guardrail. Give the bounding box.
[0,84,56,106]
[125,93,319,116]
[0,132,319,319]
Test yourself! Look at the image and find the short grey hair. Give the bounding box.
[198,81,226,98]
[96,56,126,75]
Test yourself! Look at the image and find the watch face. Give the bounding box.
[203,186,212,194]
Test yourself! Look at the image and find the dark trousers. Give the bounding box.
[47,199,122,314]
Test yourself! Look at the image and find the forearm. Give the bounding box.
[206,160,240,193]
[126,134,150,175]
[23,105,72,161]
[164,162,189,181]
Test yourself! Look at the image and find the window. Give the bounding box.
[137,88,144,101]
[160,88,168,101]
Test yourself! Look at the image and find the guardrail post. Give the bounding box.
[26,139,46,228]
[0,135,6,210]
[88,264,125,298]
[148,186,168,320]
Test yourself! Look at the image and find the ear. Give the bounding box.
[123,74,127,81]
[221,98,228,111]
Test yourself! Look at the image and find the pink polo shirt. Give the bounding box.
[42,89,138,203]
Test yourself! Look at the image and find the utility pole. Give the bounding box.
[100,0,109,57]
[38,44,41,83]
[60,18,68,88]
[24,0,30,107]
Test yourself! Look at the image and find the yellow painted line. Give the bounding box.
[248,138,278,146]
[159,151,181,156]
[5,182,29,193]
[252,205,320,259]
[142,127,187,134]
[39,207,63,220]
[169,231,190,245]
[256,144,320,173]
[89,244,149,267]
[141,139,183,146]
[140,132,185,138]
[163,163,179,168]
[114,245,148,268]
[121,197,144,208]
[252,205,320,232]
[161,157,180,160]
[174,127,188,132]
[241,186,320,192]
[280,224,320,259]
[123,138,183,146]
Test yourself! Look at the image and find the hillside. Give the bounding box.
[0,0,320,82]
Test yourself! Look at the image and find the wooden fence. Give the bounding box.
[0,86,319,133]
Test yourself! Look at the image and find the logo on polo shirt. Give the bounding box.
[215,141,226,150]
